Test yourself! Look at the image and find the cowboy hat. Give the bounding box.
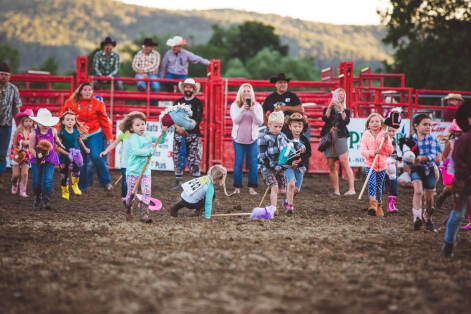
[100,37,117,48]
[444,93,464,102]
[14,108,34,126]
[142,37,158,47]
[0,62,10,73]
[178,78,201,95]
[166,36,187,47]
[455,103,471,132]
[30,108,59,127]
[285,112,308,126]
[270,73,291,84]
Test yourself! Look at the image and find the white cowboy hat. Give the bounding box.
[178,78,201,94]
[30,108,59,127]
[166,36,187,47]
[444,93,464,101]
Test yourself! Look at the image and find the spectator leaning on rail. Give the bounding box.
[443,93,463,122]
[0,61,22,190]
[61,82,113,191]
[92,37,124,91]
[132,38,161,92]
[262,73,304,136]
[160,36,211,92]
[171,78,205,189]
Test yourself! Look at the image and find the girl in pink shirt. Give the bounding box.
[360,113,394,216]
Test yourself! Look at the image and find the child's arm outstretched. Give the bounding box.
[204,181,215,219]
[100,136,120,158]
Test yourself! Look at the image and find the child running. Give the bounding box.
[360,113,393,217]
[283,112,309,215]
[124,111,164,223]
[29,108,61,209]
[57,110,90,200]
[169,165,231,218]
[441,103,471,257]
[10,109,34,197]
[408,114,440,231]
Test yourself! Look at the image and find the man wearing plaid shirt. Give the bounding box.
[132,38,161,92]
[92,37,123,90]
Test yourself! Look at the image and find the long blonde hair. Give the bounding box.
[207,164,233,196]
[365,113,384,130]
[330,88,346,110]
[235,83,256,108]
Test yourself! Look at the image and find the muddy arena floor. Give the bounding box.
[1,169,470,314]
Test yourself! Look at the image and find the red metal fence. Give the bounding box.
[12,57,470,173]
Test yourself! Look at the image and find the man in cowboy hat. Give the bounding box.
[160,36,210,92]
[443,93,464,122]
[132,37,161,92]
[262,73,304,135]
[171,78,204,189]
[0,61,22,189]
[92,36,123,90]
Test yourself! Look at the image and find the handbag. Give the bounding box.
[318,126,337,153]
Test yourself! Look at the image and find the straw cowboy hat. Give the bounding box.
[444,93,464,102]
[100,37,117,48]
[178,78,201,94]
[166,36,187,47]
[30,108,59,127]
[14,108,34,126]
[142,37,158,47]
[285,112,308,127]
[270,73,291,84]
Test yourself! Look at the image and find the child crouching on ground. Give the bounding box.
[283,112,310,215]
[360,113,393,217]
[169,165,231,218]
[258,111,289,213]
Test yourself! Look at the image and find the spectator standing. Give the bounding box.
[132,38,161,92]
[160,36,210,92]
[0,62,22,189]
[443,93,463,122]
[92,37,124,90]
[230,83,263,195]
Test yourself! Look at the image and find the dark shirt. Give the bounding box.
[320,107,350,138]
[285,132,312,169]
[173,97,204,136]
[443,107,458,122]
[263,91,302,134]
[452,129,471,184]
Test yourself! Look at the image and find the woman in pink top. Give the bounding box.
[360,113,394,217]
[230,83,264,195]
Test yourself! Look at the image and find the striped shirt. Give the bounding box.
[0,82,22,126]
[132,50,160,75]
[92,50,120,76]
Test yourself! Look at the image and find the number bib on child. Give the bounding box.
[182,176,210,195]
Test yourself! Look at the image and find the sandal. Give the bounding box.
[248,189,258,195]
[344,190,356,196]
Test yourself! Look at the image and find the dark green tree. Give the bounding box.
[0,44,20,73]
[380,0,471,90]
[38,56,59,75]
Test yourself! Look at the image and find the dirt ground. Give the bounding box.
[1,169,470,314]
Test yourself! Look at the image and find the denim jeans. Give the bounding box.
[79,132,111,189]
[411,168,435,190]
[121,168,127,198]
[0,125,12,174]
[31,163,55,197]
[444,185,470,244]
[164,73,187,92]
[232,140,258,188]
[284,166,304,191]
[136,74,160,91]
[93,75,124,90]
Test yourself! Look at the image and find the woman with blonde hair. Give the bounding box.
[230,83,264,195]
[320,88,356,195]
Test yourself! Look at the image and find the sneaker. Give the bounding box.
[283,199,288,210]
[285,209,293,216]
[425,220,436,232]
[441,242,454,257]
[412,208,423,230]
[248,189,258,195]
[33,195,41,209]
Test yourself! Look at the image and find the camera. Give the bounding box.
[246,98,251,106]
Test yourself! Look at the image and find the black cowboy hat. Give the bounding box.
[0,61,10,73]
[100,36,117,48]
[455,103,471,132]
[270,73,291,84]
[143,37,158,47]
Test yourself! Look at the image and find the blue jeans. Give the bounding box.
[0,125,12,174]
[164,73,187,92]
[121,168,127,198]
[31,163,55,197]
[136,74,160,91]
[93,74,124,90]
[79,132,111,189]
[284,166,304,192]
[233,140,258,188]
[444,185,470,244]
[411,168,435,190]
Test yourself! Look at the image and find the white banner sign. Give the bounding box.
[114,120,175,171]
[347,119,450,167]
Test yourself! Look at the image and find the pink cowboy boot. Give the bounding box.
[461,215,471,231]
[387,195,399,213]
[19,183,28,198]
[11,181,19,195]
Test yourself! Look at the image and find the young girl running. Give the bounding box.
[10,109,34,197]
[409,114,440,231]
[57,110,90,200]
[360,113,393,217]
[124,111,165,223]
[29,108,61,209]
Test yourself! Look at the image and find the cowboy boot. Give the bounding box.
[61,185,70,200]
[140,203,152,223]
[33,194,41,209]
[387,195,399,213]
[423,208,436,232]
[11,178,19,194]
[435,189,451,209]
[19,183,28,198]
[71,177,82,195]
[368,200,378,216]
[376,202,384,217]
[42,194,51,210]
[412,208,423,230]
[461,215,471,230]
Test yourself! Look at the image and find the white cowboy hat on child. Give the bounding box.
[30,108,60,127]
[178,78,201,94]
[166,36,187,47]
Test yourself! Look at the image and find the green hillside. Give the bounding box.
[0,0,391,72]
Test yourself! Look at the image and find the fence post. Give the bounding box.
[207,60,223,168]
[75,56,88,88]
[338,62,354,112]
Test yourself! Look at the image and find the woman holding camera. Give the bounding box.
[230,83,263,195]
